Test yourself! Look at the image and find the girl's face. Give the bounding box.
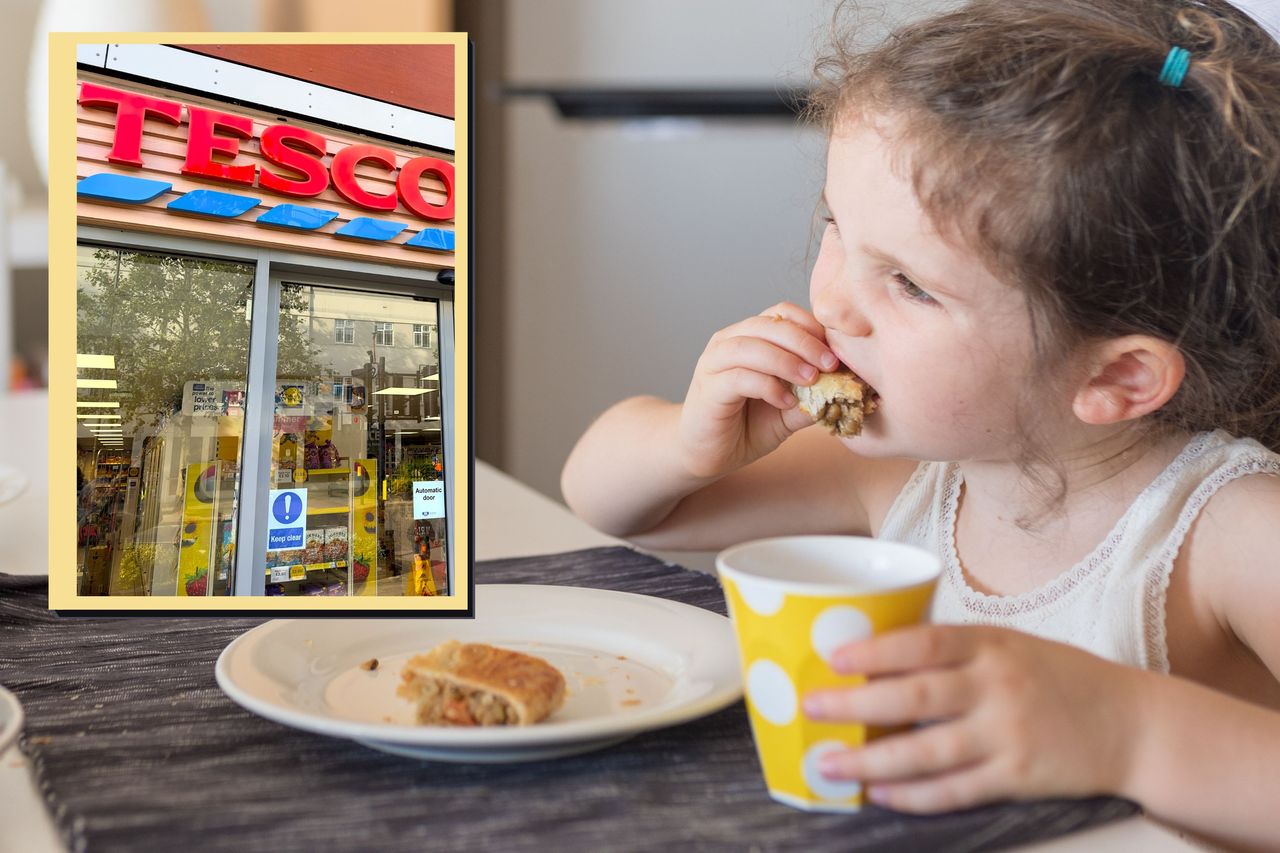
[810,119,1075,462]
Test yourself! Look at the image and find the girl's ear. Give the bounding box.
[1071,336,1186,425]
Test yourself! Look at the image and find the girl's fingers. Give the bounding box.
[865,761,1011,814]
[744,316,840,375]
[815,722,985,785]
[711,308,837,376]
[804,669,975,725]
[757,300,829,342]
[708,367,796,411]
[830,625,980,677]
[702,335,825,390]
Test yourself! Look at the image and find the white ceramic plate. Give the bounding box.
[216,584,742,762]
[0,467,29,506]
[0,685,24,756]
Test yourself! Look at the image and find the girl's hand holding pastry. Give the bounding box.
[678,301,840,480]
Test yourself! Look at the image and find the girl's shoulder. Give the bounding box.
[1169,438,1280,702]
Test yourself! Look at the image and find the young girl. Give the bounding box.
[561,0,1280,848]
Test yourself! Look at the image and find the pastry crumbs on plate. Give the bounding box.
[359,658,379,671]
[622,699,642,707]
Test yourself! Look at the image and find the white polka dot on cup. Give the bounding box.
[746,659,797,725]
[803,740,863,802]
[810,606,873,665]
[737,581,785,616]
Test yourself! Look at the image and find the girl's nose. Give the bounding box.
[812,276,873,338]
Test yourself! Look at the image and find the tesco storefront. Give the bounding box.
[70,42,463,600]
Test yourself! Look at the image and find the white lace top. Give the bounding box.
[877,430,1280,672]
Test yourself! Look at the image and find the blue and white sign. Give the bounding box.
[412,481,446,520]
[267,488,308,550]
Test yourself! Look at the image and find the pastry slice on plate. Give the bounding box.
[397,641,567,726]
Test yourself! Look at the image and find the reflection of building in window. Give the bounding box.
[335,318,354,344]
[374,322,394,346]
[413,323,434,348]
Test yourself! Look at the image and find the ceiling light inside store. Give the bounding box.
[76,414,121,419]
[77,402,120,408]
[76,354,116,369]
[373,387,432,396]
[77,379,118,389]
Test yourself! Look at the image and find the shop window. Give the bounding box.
[374,322,394,347]
[335,319,355,344]
[76,244,254,597]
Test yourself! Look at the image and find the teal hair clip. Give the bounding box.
[1158,45,1191,87]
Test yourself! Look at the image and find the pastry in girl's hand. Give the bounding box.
[793,370,878,437]
[396,641,566,726]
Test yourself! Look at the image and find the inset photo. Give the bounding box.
[50,35,470,612]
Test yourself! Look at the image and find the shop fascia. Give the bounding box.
[79,82,455,223]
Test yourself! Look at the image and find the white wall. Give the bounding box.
[508,0,834,85]
[503,101,825,499]
[499,1,958,504]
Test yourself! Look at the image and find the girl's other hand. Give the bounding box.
[678,301,840,479]
[802,625,1143,812]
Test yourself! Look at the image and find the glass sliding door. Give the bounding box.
[262,283,449,597]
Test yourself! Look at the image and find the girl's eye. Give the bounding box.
[892,272,937,306]
[820,212,838,233]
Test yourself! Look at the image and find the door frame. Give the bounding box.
[76,226,456,597]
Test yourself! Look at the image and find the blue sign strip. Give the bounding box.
[77,173,172,204]
[335,217,407,242]
[167,189,260,218]
[256,203,339,230]
[404,228,455,251]
[79,172,453,262]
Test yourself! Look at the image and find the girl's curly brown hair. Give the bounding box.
[808,0,1280,524]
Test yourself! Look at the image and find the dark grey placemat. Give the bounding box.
[0,547,1137,852]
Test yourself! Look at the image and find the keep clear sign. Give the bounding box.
[412,480,446,519]
[267,488,309,549]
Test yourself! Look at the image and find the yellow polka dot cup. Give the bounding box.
[717,535,941,812]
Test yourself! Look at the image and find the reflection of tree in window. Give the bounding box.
[76,247,320,425]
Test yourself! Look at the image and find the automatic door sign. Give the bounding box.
[267,488,308,550]
[412,481,446,519]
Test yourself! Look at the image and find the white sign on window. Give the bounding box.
[412,481,446,519]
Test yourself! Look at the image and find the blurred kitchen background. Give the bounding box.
[4,0,947,570]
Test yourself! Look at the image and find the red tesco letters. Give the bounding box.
[79,82,454,223]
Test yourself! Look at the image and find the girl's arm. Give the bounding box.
[562,398,914,550]
[560,301,917,549]
[560,395,725,539]
[1121,670,1280,853]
